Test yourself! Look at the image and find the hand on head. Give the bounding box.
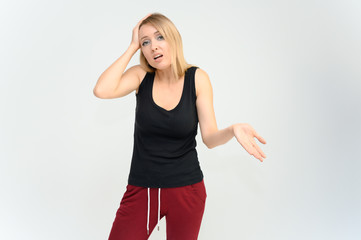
[131,13,152,49]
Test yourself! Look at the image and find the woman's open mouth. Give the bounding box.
[154,54,163,62]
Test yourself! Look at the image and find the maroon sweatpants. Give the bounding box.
[108,179,207,240]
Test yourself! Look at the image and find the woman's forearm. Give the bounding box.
[204,125,234,149]
[93,44,139,96]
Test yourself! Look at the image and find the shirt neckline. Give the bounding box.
[150,68,188,112]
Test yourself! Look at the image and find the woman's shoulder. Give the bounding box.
[193,66,212,98]
[193,66,208,76]
[131,65,151,94]
[131,64,148,85]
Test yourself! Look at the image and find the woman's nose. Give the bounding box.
[151,43,158,51]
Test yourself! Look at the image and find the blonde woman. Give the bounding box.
[93,12,267,240]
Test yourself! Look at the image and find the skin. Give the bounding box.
[138,23,187,112]
[127,14,267,162]
[139,23,176,83]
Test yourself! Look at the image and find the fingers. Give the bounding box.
[131,14,152,47]
[250,138,267,159]
[234,130,265,162]
[139,13,152,25]
[144,13,152,19]
[254,130,267,144]
[134,13,151,31]
[235,136,264,162]
[251,129,267,161]
[247,142,264,162]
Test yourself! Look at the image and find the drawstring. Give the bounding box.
[147,187,161,235]
[147,188,150,235]
[157,188,160,231]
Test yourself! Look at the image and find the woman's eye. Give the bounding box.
[141,36,163,47]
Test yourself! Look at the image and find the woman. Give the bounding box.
[93,12,267,240]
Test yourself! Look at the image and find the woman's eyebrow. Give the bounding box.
[140,31,160,40]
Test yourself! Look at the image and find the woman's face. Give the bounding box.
[139,23,171,70]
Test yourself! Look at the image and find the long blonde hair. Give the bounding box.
[139,13,196,79]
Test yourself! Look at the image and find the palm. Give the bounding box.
[233,123,267,162]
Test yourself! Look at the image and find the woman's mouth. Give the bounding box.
[154,54,163,62]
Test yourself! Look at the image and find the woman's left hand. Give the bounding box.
[232,123,267,162]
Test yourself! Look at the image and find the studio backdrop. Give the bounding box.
[1,0,360,239]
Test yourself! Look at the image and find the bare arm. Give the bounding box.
[93,45,140,99]
[195,68,267,162]
[195,68,234,148]
[93,14,151,99]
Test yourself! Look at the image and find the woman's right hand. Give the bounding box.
[131,13,152,49]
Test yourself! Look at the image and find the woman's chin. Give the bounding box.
[150,62,171,70]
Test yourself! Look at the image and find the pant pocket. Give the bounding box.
[190,180,207,204]
[120,184,144,205]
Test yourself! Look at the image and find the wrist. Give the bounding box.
[129,43,139,52]
[230,124,235,137]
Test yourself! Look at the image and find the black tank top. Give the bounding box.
[127,66,204,188]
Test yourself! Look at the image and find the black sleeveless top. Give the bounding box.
[127,66,204,188]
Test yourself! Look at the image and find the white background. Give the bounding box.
[1,0,360,239]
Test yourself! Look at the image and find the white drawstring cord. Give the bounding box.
[157,188,161,231]
[147,188,150,235]
[147,187,161,235]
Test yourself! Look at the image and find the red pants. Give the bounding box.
[108,179,207,240]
